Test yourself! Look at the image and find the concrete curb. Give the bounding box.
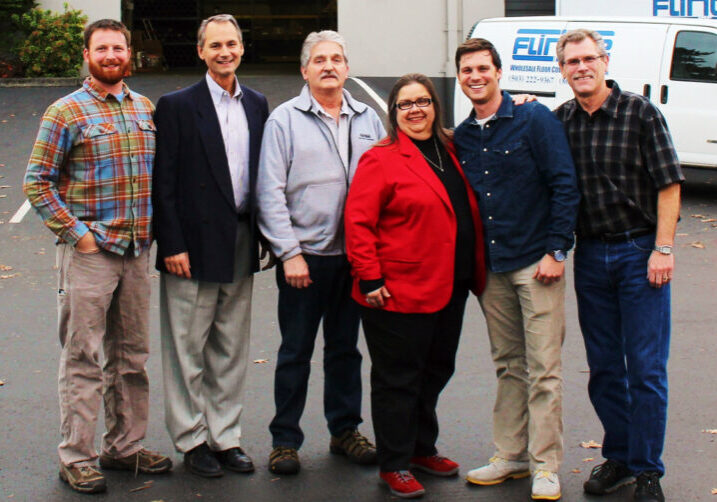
[0,77,84,87]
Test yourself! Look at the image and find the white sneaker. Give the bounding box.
[531,470,561,500]
[466,456,530,486]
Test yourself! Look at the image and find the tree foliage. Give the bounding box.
[12,3,87,77]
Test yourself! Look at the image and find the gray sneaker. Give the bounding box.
[466,456,530,485]
[531,470,561,500]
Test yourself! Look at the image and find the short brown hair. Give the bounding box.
[455,38,501,73]
[556,29,607,64]
[197,14,242,48]
[84,19,130,49]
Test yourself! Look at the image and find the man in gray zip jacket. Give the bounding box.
[256,30,385,475]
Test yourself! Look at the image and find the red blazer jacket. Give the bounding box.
[345,131,486,313]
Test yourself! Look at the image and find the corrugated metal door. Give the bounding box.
[505,0,555,16]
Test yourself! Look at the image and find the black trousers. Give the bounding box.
[360,280,470,471]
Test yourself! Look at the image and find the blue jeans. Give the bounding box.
[574,233,670,475]
[269,254,362,448]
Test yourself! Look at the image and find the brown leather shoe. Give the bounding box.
[59,463,107,493]
[329,429,377,465]
[100,447,172,474]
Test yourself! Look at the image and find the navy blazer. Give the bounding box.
[152,78,269,282]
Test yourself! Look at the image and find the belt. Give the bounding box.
[587,227,654,243]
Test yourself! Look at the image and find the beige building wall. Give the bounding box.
[338,0,503,77]
[38,0,121,24]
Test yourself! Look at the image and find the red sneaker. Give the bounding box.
[379,470,426,498]
[409,455,459,476]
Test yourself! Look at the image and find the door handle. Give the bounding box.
[643,84,651,99]
[660,85,668,104]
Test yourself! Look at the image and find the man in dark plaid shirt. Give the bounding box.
[555,29,684,502]
[23,19,170,494]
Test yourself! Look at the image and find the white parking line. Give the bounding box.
[350,77,387,114]
[9,199,31,224]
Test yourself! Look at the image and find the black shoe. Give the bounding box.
[184,443,223,478]
[269,446,300,475]
[584,459,636,494]
[215,447,255,473]
[634,472,665,502]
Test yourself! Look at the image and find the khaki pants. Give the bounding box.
[159,222,253,453]
[56,244,150,467]
[478,261,565,472]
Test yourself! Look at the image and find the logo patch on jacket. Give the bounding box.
[358,133,374,140]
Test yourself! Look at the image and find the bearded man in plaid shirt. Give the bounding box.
[23,19,171,494]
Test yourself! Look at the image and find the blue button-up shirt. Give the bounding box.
[454,91,580,273]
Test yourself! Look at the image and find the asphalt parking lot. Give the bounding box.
[0,70,715,501]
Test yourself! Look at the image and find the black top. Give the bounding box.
[412,136,475,282]
[554,80,684,238]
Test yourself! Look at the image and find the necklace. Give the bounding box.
[420,137,444,172]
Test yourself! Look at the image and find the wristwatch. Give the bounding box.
[654,244,673,255]
[549,250,567,262]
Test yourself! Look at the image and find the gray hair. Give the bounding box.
[556,29,607,64]
[300,30,348,67]
[197,14,242,48]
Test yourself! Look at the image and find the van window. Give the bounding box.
[670,31,717,83]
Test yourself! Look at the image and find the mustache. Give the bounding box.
[321,71,339,79]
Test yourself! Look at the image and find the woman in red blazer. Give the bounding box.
[345,73,486,499]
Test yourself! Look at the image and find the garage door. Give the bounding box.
[505,0,555,16]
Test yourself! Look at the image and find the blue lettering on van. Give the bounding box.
[653,0,717,17]
[512,29,614,63]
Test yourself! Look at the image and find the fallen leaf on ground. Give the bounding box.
[691,241,706,249]
[703,429,717,434]
[0,265,12,271]
[712,488,717,495]
[691,214,706,218]
[0,185,10,189]
[571,468,581,473]
[35,251,45,255]
[701,218,717,222]
[580,440,602,449]
[0,273,18,279]
[0,195,6,198]
[579,369,590,373]
[253,359,269,364]
[0,380,5,386]
[583,457,594,462]
[0,164,5,167]
[129,480,153,492]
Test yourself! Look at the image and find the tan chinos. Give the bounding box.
[478,260,565,472]
[56,244,151,467]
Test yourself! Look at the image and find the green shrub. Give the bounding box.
[12,3,86,77]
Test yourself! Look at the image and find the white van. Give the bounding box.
[454,16,717,169]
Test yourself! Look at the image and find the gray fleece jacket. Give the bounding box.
[256,85,385,260]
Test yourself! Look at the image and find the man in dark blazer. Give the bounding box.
[152,14,269,478]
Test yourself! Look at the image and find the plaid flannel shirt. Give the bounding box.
[24,78,155,256]
[555,80,684,238]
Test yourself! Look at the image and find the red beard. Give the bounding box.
[88,58,131,87]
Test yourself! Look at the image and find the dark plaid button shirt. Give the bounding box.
[555,80,684,238]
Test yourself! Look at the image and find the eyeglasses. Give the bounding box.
[395,97,432,110]
[563,55,605,67]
